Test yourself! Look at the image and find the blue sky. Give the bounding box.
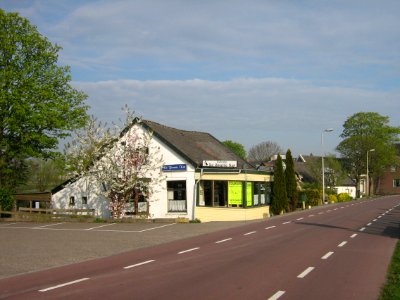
[2,0,400,156]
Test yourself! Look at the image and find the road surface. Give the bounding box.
[1,196,399,299]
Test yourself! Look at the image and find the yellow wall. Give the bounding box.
[195,206,270,222]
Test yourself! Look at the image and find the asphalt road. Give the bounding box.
[1,196,399,300]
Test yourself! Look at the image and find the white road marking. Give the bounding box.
[244,231,256,236]
[268,290,286,300]
[322,251,334,260]
[318,212,324,215]
[350,233,358,238]
[338,241,347,247]
[308,214,315,217]
[373,219,377,222]
[124,260,155,269]
[0,223,17,226]
[85,223,116,231]
[282,221,291,225]
[265,226,276,230]
[367,223,372,226]
[215,238,232,244]
[39,278,90,292]
[360,227,366,232]
[139,223,176,232]
[296,217,304,221]
[178,247,200,254]
[297,267,315,278]
[34,223,64,229]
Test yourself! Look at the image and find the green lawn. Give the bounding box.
[379,240,400,300]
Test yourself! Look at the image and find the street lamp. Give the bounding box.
[322,128,334,204]
[366,149,375,197]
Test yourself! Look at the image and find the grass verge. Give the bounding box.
[379,240,400,300]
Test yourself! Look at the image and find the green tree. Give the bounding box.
[271,154,287,215]
[285,149,298,211]
[222,140,247,159]
[0,10,89,190]
[336,112,400,196]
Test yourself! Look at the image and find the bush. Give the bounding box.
[304,189,321,207]
[328,194,338,203]
[337,193,352,202]
[0,188,15,211]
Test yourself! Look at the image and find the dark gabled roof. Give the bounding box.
[142,120,254,170]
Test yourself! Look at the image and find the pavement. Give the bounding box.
[0,219,256,279]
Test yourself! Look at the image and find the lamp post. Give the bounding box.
[321,128,333,204]
[366,149,375,197]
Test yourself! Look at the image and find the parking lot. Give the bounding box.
[0,220,250,279]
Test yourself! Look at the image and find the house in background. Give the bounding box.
[52,120,272,222]
[375,143,400,195]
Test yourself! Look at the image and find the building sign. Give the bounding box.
[162,164,187,172]
[202,160,237,168]
[228,181,242,205]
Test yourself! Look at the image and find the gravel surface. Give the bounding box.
[0,220,257,279]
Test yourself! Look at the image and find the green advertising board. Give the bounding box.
[228,181,242,205]
[246,182,252,207]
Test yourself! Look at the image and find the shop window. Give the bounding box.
[167,181,187,212]
[69,196,75,206]
[393,179,400,188]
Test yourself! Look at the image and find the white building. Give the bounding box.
[52,120,272,222]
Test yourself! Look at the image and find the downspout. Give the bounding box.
[193,168,203,221]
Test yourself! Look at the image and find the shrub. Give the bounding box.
[0,188,15,211]
[337,193,352,202]
[328,194,338,203]
[304,189,321,207]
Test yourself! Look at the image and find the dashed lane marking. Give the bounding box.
[360,227,366,232]
[367,223,372,226]
[350,233,358,238]
[296,217,304,221]
[178,247,200,254]
[34,223,64,229]
[124,260,155,269]
[215,238,232,244]
[338,241,347,247]
[268,290,286,300]
[282,221,291,225]
[244,231,256,236]
[321,251,334,260]
[297,267,315,278]
[39,278,90,292]
[265,226,276,230]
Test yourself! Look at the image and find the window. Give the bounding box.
[82,196,88,205]
[69,196,75,206]
[393,179,400,188]
[167,181,187,212]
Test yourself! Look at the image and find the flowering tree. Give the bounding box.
[65,108,164,219]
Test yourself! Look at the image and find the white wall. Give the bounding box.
[52,123,196,220]
[335,186,357,199]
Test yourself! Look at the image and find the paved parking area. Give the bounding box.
[0,220,252,279]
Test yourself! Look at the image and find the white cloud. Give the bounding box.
[74,78,400,155]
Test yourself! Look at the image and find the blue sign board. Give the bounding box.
[162,164,187,172]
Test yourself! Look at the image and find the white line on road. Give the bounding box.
[34,223,64,229]
[322,251,334,260]
[282,221,291,225]
[367,223,372,226]
[0,222,17,226]
[297,267,315,278]
[350,233,358,238]
[265,226,276,230]
[124,260,155,269]
[178,247,200,254]
[377,216,382,219]
[338,241,347,247]
[360,227,366,232]
[373,219,377,222]
[308,214,315,217]
[139,223,176,232]
[215,238,232,244]
[39,278,90,292]
[268,290,286,300]
[296,217,304,221]
[85,223,116,231]
[244,231,256,236]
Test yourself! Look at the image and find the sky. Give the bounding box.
[2,0,400,156]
